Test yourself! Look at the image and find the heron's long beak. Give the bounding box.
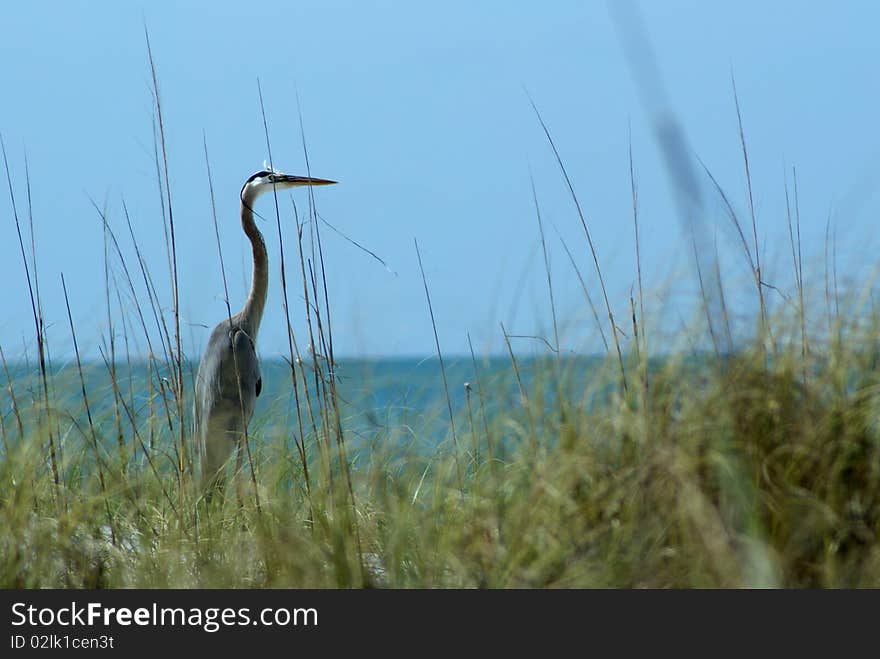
[271,175,337,187]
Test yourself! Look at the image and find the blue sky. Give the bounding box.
[1,1,878,360]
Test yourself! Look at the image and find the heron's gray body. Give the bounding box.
[194,316,261,485]
[192,169,336,489]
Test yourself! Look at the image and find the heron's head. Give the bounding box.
[241,168,337,203]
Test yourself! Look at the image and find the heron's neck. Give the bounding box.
[239,196,268,337]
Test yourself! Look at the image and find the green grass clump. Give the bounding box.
[2,311,880,588]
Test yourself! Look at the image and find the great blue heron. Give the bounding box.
[194,168,336,490]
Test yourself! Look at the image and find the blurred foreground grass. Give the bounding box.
[3,312,879,588]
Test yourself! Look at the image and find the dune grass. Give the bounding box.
[3,225,880,589]
[2,318,880,589]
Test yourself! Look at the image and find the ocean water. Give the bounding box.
[1,355,608,461]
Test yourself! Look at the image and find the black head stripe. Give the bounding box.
[241,170,274,198]
[245,170,273,184]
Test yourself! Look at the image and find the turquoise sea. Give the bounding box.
[1,355,608,464]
